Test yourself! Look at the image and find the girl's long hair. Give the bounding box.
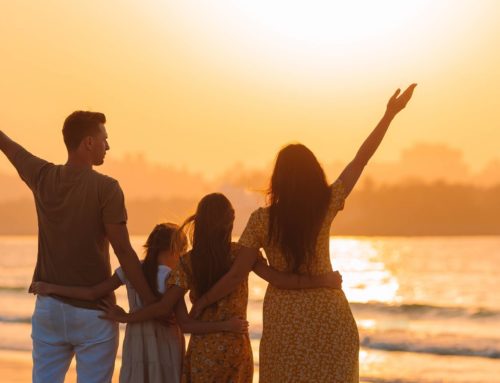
[142,222,187,297]
[268,144,331,273]
[182,193,234,297]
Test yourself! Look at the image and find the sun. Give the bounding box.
[217,1,434,46]
[166,0,475,83]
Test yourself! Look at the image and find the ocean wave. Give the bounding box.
[0,315,31,324]
[0,286,28,292]
[361,332,500,359]
[1,318,499,361]
[349,302,500,320]
[5,285,499,320]
[250,326,500,360]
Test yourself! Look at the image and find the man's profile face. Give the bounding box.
[90,124,109,166]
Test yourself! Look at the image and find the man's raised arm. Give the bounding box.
[0,131,23,164]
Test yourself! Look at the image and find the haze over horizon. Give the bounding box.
[3,141,499,236]
[1,142,500,205]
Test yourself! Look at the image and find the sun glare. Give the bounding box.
[171,0,475,80]
[219,1,434,45]
[331,238,400,304]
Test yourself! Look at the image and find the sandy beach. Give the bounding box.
[0,350,122,383]
[0,350,374,383]
[0,350,270,383]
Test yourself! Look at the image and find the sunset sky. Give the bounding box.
[1,1,499,177]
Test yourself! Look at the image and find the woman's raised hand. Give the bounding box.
[386,83,417,117]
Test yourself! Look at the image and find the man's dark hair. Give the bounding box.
[62,111,106,151]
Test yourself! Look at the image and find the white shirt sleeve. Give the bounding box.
[114,266,126,285]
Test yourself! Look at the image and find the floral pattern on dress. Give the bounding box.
[168,245,253,383]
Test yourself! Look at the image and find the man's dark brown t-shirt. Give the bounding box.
[13,147,127,309]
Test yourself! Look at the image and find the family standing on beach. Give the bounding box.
[0,84,416,383]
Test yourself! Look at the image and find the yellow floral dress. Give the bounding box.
[239,180,359,383]
[168,246,253,383]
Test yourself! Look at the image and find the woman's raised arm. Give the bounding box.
[339,84,417,196]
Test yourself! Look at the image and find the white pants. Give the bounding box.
[31,296,119,383]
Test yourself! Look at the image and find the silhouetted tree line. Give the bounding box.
[332,181,500,235]
[1,181,499,236]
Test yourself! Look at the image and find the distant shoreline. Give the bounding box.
[3,180,500,237]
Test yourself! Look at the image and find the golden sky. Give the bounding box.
[1,1,499,176]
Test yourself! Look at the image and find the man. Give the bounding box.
[0,111,157,383]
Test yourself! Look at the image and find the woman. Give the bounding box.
[191,84,417,382]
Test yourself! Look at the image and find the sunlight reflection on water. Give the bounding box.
[1,236,500,382]
[331,238,400,304]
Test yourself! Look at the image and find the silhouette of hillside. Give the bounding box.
[332,181,500,236]
[1,143,500,235]
[1,181,499,236]
[100,154,212,200]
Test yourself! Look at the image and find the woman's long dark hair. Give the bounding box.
[268,144,331,273]
[142,222,186,297]
[183,193,234,297]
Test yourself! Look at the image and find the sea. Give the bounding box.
[0,236,499,383]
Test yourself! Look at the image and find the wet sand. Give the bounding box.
[0,350,121,383]
[0,349,372,383]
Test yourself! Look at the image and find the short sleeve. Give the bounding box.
[238,208,266,249]
[12,147,50,191]
[157,266,172,294]
[167,256,190,290]
[113,267,126,285]
[329,179,347,213]
[101,180,128,224]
